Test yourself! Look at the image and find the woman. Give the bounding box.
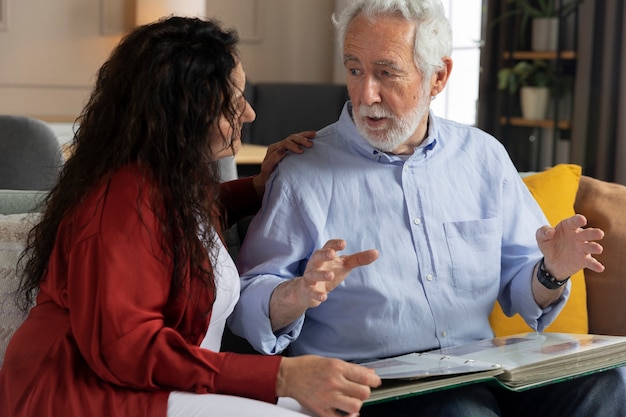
[0,17,380,417]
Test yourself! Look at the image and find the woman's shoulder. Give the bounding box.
[67,164,159,242]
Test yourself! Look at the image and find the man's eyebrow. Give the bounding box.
[373,60,403,72]
[343,54,360,64]
[343,55,403,72]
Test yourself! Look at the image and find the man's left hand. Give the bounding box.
[536,214,605,279]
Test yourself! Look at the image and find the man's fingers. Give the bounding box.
[567,213,588,228]
[322,239,348,252]
[586,257,605,273]
[579,227,604,242]
[585,241,603,255]
[352,249,379,267]
[317,240,378,269]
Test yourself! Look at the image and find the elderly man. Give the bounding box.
[229,0,626,415]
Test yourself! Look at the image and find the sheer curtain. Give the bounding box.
[570,0,626,184]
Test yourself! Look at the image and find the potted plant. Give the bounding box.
[493,0,585,51]
[497,60,556,120]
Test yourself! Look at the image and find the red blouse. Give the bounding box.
[0,165,281,417]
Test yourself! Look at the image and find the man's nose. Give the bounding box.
[360,76,381,106]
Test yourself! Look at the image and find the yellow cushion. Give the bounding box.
[489,164,588,336]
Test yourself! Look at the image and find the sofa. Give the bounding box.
[0,190,47,365]
[2,165,626,367]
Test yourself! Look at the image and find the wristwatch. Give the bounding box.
[536,258,570,290]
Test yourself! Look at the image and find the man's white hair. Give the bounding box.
[332,0,452,79]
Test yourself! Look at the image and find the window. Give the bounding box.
[430,0,483,126]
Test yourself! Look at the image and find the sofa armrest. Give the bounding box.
[0,213,41,366]
[575,175,626,336]
[0,190,47,215]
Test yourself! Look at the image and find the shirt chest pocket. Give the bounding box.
[443,218,502,292]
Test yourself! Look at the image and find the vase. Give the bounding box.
[532,17,559,52]
[520,86,550,120]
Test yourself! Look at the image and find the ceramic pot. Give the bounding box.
[532,17,559,51]
[520,86,550,120]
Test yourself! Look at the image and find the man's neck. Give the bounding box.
[390,116,430,155]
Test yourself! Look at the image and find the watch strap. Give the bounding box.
[536,258,570,290]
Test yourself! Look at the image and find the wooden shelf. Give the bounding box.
[502,51,576,61]
[500,117,571,130]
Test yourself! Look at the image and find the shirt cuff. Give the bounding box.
[233,276,305,355]
[510,261,570,331]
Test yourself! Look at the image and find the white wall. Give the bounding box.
[0,0,338,121]
[0,0,121,119]
[209,0,337,83]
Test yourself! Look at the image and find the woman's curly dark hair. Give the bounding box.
[17,16,241,310]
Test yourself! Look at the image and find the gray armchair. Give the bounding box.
[0,115,64,190]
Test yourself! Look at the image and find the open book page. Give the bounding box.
[360,351,502,380]
[359,349,504,405]
[364,369,503,404]
[439,332,626,387]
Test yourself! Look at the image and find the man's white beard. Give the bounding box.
[354,93,430,153]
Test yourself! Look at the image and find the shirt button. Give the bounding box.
[442,331,447,337]
[414,218,421,225]
[426,274,433,281]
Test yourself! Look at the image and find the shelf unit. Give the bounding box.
[500,50,576,131]
[502,51,576,60]
[500,116,571,130]
[497,3,580,171]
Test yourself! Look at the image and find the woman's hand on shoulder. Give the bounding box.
[252,131,315,196]
[276,355,381,417]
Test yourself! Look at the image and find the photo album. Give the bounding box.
[361,332,626,405]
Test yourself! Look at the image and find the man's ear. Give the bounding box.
[430,57,453,97]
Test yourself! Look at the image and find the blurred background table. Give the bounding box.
[235,144,267,177]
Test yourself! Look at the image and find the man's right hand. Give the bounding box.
[269,239,379,331]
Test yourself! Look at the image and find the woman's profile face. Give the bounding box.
[210,62,256,160]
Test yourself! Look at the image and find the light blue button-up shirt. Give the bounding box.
[229,103,568,361]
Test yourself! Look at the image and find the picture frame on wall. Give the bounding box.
[0,0,8,32]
